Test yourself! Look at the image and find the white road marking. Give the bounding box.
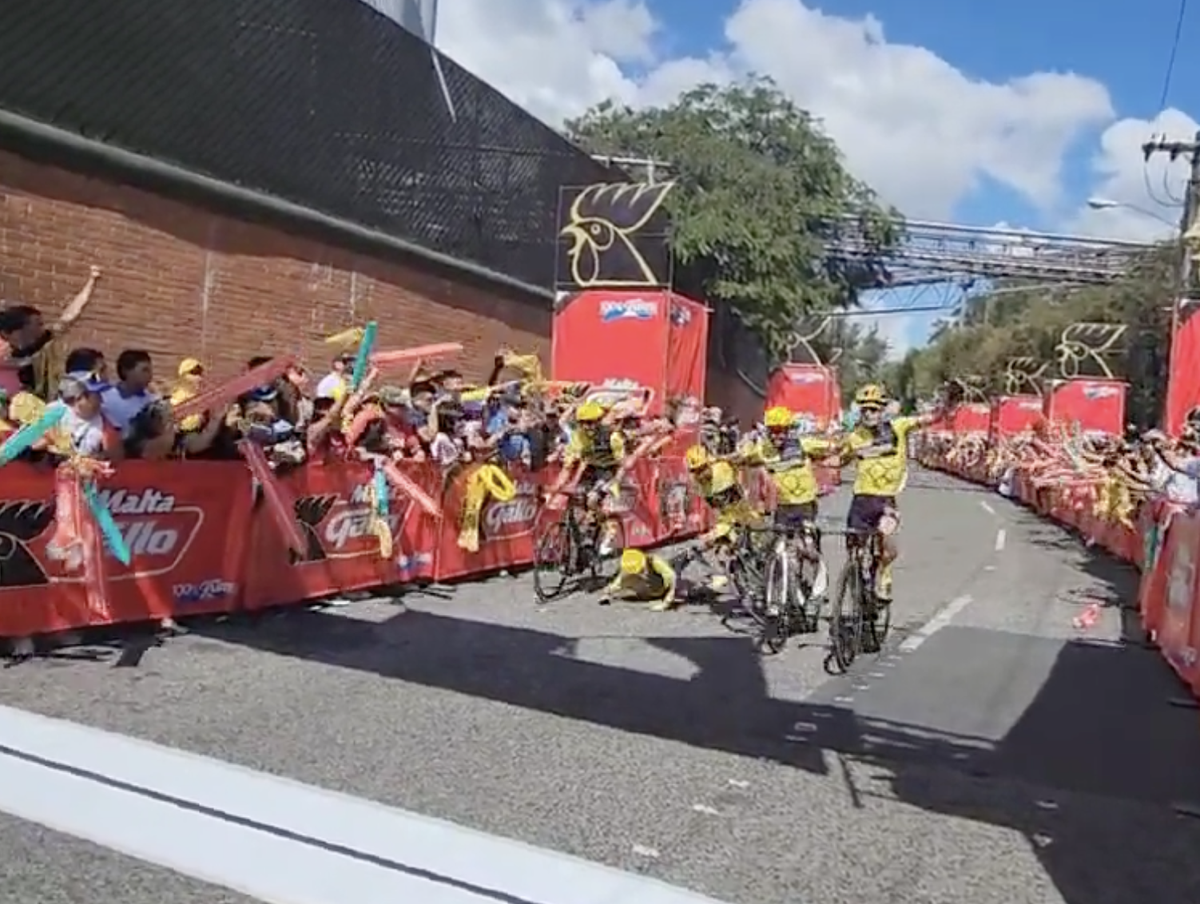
[899,594,974,652]
[727,779,750,789]
[979,500,996,515]
[691,804,720,816]
[994,529,1007,552]
[0,706,731,904]
[632,844,661,858]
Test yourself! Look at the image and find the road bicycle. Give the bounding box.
[533,489,625,603]
[826,526,892,672]
[750,520,828,654]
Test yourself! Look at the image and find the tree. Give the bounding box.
[566,78,903,365]
[904,244,1176,425]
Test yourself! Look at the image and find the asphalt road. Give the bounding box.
[2,466,1200,904]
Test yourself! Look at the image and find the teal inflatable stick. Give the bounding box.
[0,401,65,465]
[350,321,377,390]
[373,464,389,518]
[82,480,132,566]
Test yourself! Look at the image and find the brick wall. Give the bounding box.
[0,150,551,387]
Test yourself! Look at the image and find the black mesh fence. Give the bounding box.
[0,0,621,289]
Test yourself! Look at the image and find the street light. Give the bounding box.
[1086,196,1177,228]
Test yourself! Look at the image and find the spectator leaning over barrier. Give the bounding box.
[125,398,226,460]
[1146,429,1200,506]
[316,353,353,401]
[101,349,158,435]
[58,374,121,460]
[0,265,101,399]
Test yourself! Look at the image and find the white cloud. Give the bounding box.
[1063,108,1195,241]
[437,0,1114,221]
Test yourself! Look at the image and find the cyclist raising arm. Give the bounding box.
[838,385,951,604]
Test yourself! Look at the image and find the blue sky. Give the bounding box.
[638,0,1200,352]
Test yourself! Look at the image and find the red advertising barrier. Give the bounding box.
[918,435,1200,702]
[0,456,839,639]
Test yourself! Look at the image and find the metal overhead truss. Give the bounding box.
[828,218,1158,288]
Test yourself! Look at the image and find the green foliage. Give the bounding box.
[566,78,903,365]
[901,244,1177,425]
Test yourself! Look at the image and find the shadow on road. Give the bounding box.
[196,560,1200,904]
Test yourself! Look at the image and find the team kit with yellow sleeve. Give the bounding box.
[751,406,832,532]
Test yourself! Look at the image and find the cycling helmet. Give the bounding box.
[855,384,887,408]
[575,401,605,422]
[620,548,647,573]
[685,444,711,471]
[764,406,792,429]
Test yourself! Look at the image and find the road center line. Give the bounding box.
[979,500,996,516]
[994,528,1007,552]
[899,594,973,652]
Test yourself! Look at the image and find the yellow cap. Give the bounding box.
[764,405,792,428]
[684,444,710,471]
[576,401,605,422]
[177,357,203,377]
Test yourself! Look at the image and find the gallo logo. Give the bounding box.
[93,488,203,579]
[586,378,644,409]
[599,299,657,322]
[1081,384,1118,400]
[607,480,654,542]
[320,483,414,557]
[482,481,539,541]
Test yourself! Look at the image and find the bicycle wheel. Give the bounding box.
[588,514,626,584]
[829,560,864,672]
[757,544,790,654]
[533,519,572,603]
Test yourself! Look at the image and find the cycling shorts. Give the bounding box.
[846,494,895,533]
[773,501,818,532]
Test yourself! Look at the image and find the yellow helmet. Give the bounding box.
[620,548,647,573]
[764,406,792,428]
[855,384,887,407]
[684,444,710,471]
[576,401,605,422]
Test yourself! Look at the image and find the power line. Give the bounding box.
[1157,0,1190,112]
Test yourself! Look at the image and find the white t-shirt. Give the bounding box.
[100,387,158,434]
[1153,457,1200,505]
[316,372,347,400]
[59,407,107,456]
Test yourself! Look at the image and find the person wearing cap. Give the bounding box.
[59,374,121,460]
[602,548,678,611]
[169,358,205,432]
[316,354,354,402]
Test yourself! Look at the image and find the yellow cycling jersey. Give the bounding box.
[747,435,831,506]
[564,425,626,469]
[610,555,676,600]
[844,415,918,497]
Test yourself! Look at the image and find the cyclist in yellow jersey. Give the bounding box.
[603,548,679,611]
[840,384,945,603]
[670,444,763,590]
[744,405,835,596]
[548,400,626,552]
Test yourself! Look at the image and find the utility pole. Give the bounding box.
[1142,130,1200,292]
[1141,130,1200,429]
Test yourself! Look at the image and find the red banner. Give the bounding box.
[989,395,1043,439]
[951,403,990,434]
[1044,378,1126,435]
[765,364,837,428]
[1156,511,1200,686]
[1165,300,1200,436]
[243,461,441,610]
[665,294,709,409]
[552,290,669,415]
[0,462,250,637]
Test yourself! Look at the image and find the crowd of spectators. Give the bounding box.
[0,267,741,474]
